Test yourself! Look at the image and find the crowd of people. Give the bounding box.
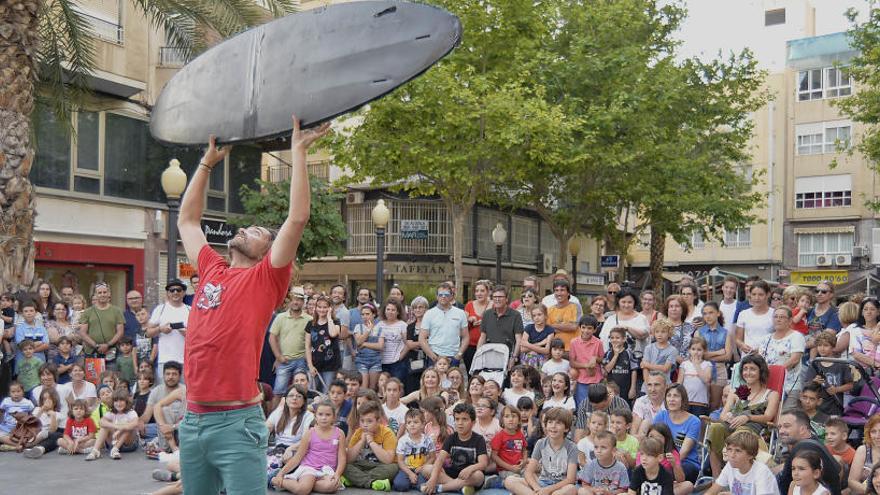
[2,271,880,495]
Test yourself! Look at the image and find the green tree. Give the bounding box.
[835,7,880,210]
[0,0,295,292]
[235,176,347,266]
[332,0,568,298]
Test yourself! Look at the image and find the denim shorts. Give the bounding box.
[355,353,382,373]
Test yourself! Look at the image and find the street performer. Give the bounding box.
[177,116,330,494]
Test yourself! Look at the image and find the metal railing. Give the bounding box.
[159,47,190,66]
[266,162,330,183]
[267,164,291,183]
[78,10,124,44]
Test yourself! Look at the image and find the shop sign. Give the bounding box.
[790,270,848,286]
[179,263,196,278]
[391,263,448,275]
[202,219,235,245]
[577,273,606,286]
[400,220,429,240]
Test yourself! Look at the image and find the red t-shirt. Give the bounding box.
[185,245,291,403]
[792,307,809,335]
[491,428,526,470]
[464,300,484,347]
[65,417,96,439]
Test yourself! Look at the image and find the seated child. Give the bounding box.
[579,430,630,495]
[21,387,63,458]
[542,338,571,376]
[578,411,609,465]
[382,378,408,436]
[0,381,35,447]
[709,386,730,421]
[488,405,528,488]
[327,379,352,437]
[86,389,139,460]
[57,399,96,455]
[342,400,399,491]
[802,331,852,417]
[610,409,639,469]
[824,419,855,467]
[504,407,579,495]
[392,409,435,492]
[629,437,675,495]
[518,396,542,454]
[799,383,829,441]
[423,403,489,495]
[704,431,779,495]
[272,400,346,495]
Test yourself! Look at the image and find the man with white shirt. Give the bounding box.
[718,276,739,333]
[147,279,191,379]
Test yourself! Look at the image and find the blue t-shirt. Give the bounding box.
[0,397,35,434]
[653,409,701,469]
[53,351,78,384]
[14,322,49,363]
[123,309,140,341]
[806,307,842,333]
[524,323,555,345]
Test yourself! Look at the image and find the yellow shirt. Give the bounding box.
[547,304,578,350]
[349,424,397,463]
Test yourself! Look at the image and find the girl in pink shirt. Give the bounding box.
[272,400,347,493]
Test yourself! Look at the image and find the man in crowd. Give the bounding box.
[574,383,631,441]
[774,409,841,495]
[420,281,469,367]
[268,286,311,409]
[349,286,375,329]
[140,361,186,451]
[329,284,353,370]
[147,279,191,378]
[547,280,580,351]
[78,282,124,369]
[541,270,582,316]
[477,285,523,371]
[123,290,144,341]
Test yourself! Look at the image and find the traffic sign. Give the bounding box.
[600,255,619,269]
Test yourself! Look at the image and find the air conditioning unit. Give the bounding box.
[816,255,832,267]
[541,254,553,274]
[853,245,868,258]
[346,191,364,205]
[836,254,852,266]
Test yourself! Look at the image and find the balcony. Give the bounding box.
[159,47,190,67]
[78,10,124,44]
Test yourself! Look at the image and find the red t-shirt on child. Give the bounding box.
[185,245,291,403]
[792,307,809,335]
[491,429,527,470]
[65,417,96,440]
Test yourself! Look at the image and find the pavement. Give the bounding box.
[0,450,512,495]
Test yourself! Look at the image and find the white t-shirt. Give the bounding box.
[33,407,62,435]
[600,312,649,353]
[502,388,535,408]
[758,331,806,392]
[149,303,191,365]
[104,410,139,428]
[685,300,705,324]
[378,320,408,365]
[542,395,576,412]
[679,360,712,404]
[31,383,69,429]
[383,403,408,435]
[632,395,665,425]
[66,380,97,403]
[716,460,780,495]
[577,436,596,463]
[793,485,830,495]
[847,324,869,360]
[267,406,314,447]
[542,294,583,316]
[542,359,571,375]
[736,308,774,352]
[719,300,738,333]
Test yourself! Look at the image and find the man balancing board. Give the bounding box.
[177,116,330,495]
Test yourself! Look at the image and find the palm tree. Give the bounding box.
[0,0,296,293]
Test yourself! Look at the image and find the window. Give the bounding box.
[72,1,123,44]
[798,67,852,101]
[796,121,851,155]
[795,175,852,209]
[725,228,751,248]
[104,113,164,201]
[680,231,704,250]
[765,8,785,26]
[797,232,853,266]
[32,105,71,190]
[637,229,651,250]
[227,147,261,214]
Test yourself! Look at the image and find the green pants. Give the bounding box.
[179,405,267,495]
[343,459,400,488]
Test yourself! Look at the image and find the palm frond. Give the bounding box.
[205,0,269,37]
[36,0,97,133]
[131,0,216,60]
[259,0,299,19]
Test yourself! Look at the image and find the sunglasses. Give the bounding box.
[607,291,618,295]
[168,288,184,293]
[816,289,830,294]
[437,292,452,297]
[771,296,783,301]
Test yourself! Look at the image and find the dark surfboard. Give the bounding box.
[150,1,461,148]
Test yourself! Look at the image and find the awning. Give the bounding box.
[793,226,855,235]
[661,271,687,283]
[834,273,880,296]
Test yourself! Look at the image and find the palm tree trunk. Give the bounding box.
[0,0,39,293]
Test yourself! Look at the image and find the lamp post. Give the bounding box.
[161,159,188,282]
[491,222,507,285]
[372,199,390,306]
[569,236,581,295]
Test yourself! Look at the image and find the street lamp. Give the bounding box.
[161,159,188,282]
[569,236,581,295]
[491,222,507,285]
[372,199,390,306]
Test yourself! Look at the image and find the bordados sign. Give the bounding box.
[202,219,235,246]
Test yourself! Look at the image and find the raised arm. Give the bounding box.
[178,135,231,262]
[270,117,331,269]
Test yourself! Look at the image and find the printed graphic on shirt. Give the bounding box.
[640,480,664,495]
[196,283,223,310]
[402,444,431,469]
[731,479,753,495]
[449,444,478,469]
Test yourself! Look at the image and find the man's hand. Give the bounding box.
[291,116,331,152]
[201,135,231,169]
[97,344,109,355]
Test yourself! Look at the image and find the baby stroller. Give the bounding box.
[470,343,510,386]
[813,358,880,445]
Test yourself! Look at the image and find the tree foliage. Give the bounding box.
[235,176,347,266]
[836,7,880,210]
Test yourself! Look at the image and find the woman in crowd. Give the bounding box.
[44,302,77,363]
[387,285,413,324]
[852,297,880,372]
[464,280,492,371]
[652,383,702,482]
[757,306,805,408]
[601,289,649,357]
[664,295,694,362]
[736,280,775,356]
[588,295,609,333]
[34,281,58,322]
[640,289,660,326]
[517,288,539,326]
[404,296,430,394]
[379,299,411,383]
[678,282,703,325]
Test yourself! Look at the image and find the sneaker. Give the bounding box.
[462,487,475,495]
[57,447,70,455]
[0,444,17,452]
[110,447,121,459]
[371,479,391,491]
[77,448,93,454]
[152,469,174,482]
[85,449,101,461]
[23,446,45,459]
[340,475,351,487]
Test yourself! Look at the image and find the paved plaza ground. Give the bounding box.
[0,451,511,495]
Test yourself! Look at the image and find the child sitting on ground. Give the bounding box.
[543,372,576,412]
[343,400,399,491]
[58,399,96,455]
[504,366,536,408]
[272,399,347,494]
[504,407,579,495]
[327,379,352,437]
[1,382,36,447]
[86,388,139,460]
[579,430,630,495]
[488,405,528,489]
[392,408,435,492]
[578,410,609,464]
[474,397,502,472]
[610,409,639,469]
[704,431,779,495]
[382,378,407,436]
[423,402,489,495]
[629,437,675,495]
[21,388,62,458]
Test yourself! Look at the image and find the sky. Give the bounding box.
[670,0,872,69]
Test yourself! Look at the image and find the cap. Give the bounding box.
[165,278,186,291]
[290,286,306,299]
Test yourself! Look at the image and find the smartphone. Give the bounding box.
[170,322,185,330]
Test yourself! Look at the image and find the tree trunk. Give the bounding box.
[449,203,469,303]
[649,227,665,295]
[0,0,39,294]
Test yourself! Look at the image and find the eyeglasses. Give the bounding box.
[771,296,783,301]
[437,292,452,297]
[168,288,184,293]
[126,297,142,300]
[607,291,618,295]
[492,295,506,300]
[816,289,830,294]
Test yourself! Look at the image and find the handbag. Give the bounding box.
[84,356,106,385]
[10,415,41,445]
